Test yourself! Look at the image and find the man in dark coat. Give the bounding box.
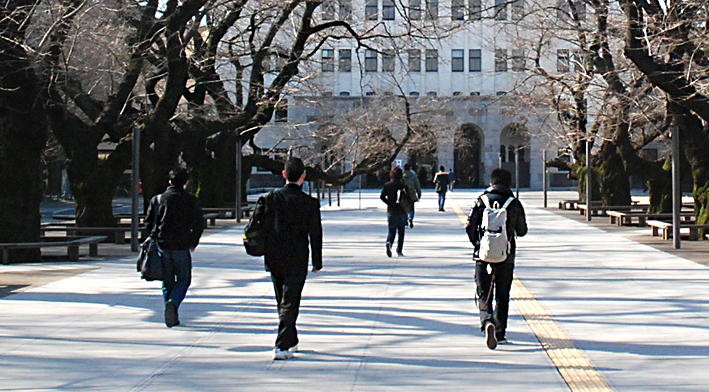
[465,168,527,349]
[145,168,204,328]
[265,157,323,360]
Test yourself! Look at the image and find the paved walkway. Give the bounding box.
[1,190,708,391]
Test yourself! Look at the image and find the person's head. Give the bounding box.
[490,168,512,187]
[390,166,403,181]
[404,163,411,171]
[169,168,189,188]
[283,157,306,184]
[439,165,445,172]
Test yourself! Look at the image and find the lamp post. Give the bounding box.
[236,139,242,223]
[671,128,681,249]
[542,150,548,208]
[586,136,592,222]
[130,127,141,252]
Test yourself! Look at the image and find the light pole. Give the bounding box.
[586,136,592,222]
[543,150,548,208]
[671,127,681,249]
[236,139,242,223]
[130,127,141,252]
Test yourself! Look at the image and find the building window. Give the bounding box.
[409,0,422,20]
[511,49,524,71]
[495,48,507,72]
[469,49,481,72]
[469,0,481,20]
[262,54,272,73]
[494,0,507,20]
[557,49,570,72]
[410,91,420,97]
[339,49,352,72]
[366,0,378,20]
[382,0,395,20]
[425,0,438,19]
[425,49,438,72]
[500,145,507,162]
[571,50,583,72]
[452,0,465,20]
[365,49,378,72]
[558,0,586,21]
[497,91,507,96]
[339,91,351,96]
[511,0,524,20]
[322,0,336,20]
[322,49,335,72]
[366,91,377,96]
[275,100,288,122]
[453,91,462,96]
[340,0,353,20]
[451,49,464,72]
[408,49,421,72]
[322,92,333,96]
[427,91,437,97]
[470,91,480,96]
[382,49,395,72]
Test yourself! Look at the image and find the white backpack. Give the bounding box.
[478,195,515,263]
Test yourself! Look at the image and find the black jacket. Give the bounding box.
[265,184,323,273]
[145,186,204,250]
[380,180,406,214]
[465,184,528,262]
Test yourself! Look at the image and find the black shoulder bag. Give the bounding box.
[137,195,164,281]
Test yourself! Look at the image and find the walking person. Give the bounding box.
[380,166,408,257]
[433,166,450,212]
[403,163,422,228]
[265,157,323,360]
[145,168,204,328]
[465,168,527,349]
[448,168,456,191]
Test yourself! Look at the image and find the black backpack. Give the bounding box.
[242,191,277,256]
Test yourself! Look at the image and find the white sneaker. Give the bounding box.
[497,338,509,345]
[288,344,298,353]
[485,323,497,350]
[273,347,294,360]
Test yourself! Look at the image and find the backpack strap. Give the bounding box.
[480,194,491,209]
[501,196,514,210]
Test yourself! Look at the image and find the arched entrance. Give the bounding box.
[499,123,530,188]
[454,123,484,187]
[407,124,438,187]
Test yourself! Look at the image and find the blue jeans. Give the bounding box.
[408,204,415,221]
[387,211,407,253]
[161,249,192,307]
[438,191,447,210]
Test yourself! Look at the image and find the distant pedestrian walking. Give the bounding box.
[145,168,204,328]
[448,169,456,191]
[380,166,409,257]
[264,158,323,360]
[465,168,527,349]
[403,163,422,228]
[433,166,450,212]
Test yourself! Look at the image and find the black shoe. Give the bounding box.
[165,300,179,328]
[386,242,392,258]
[485,323,497,350]
[408,219,413,228]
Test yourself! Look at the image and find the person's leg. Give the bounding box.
[492,262,514,340]
[396,213,406,254]
[386,212,396,247]
[408,204,415,227]
[161,251,175,304]
[440,191,446,211]
[167,250,192,307]
[475,261,494,331]
[275,271,307,350]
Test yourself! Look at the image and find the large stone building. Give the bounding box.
[235,0,586,189]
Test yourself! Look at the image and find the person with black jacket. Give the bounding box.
[145,168,204,328]
[434,166,450,211]
[465,168,527,349]
[265,157,323,360]
[380,166,408,257]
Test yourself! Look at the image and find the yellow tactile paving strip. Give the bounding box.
[452,203,613,392]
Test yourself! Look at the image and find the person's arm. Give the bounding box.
[190,197,205,250]
[515,200,528,237]
[309,198,323,272]
[414,176,422,197]
[380,185,390,205]
[465,200,483,246]
[144,196,157,235]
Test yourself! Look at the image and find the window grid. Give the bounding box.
[495,48,508,72]
[322,49,335,72]
[365,0,378,20]
[382,49,395,72]
[469,49,481,72]
[339,49,352,72]
[452,49,464,72]
[409,0,422,20]
[557,49,570,72]
[425,49,438,72]
[494,0,507,20]
[426,0,438,19]
[408,49,422,72]
[382,0,395,20]
[452,0,465,20]
[469,0,481,20]
[365,49,378,72]
[511,49,524,72]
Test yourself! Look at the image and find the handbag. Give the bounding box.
[137,195,164,281]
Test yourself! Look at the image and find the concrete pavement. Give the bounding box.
[1,189,708,391]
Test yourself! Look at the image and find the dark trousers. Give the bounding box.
[161,249,192,307]
[270,267,307,350]
[386,211,407,253]
[475,260,514,339]
[437,191,447,210]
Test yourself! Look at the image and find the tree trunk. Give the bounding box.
[0,6,48,260]
[598,141,632,206]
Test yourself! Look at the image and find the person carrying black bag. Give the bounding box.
[145,168,204,328]
[265,157,323,360]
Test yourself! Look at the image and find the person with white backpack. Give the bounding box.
[465,168,527,350]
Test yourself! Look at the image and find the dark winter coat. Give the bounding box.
[145,185,204,250]
[380,180,407,214]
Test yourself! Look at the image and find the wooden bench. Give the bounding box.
[0,236,107,264]
[579,204,646,217]
[41,226,143,244]
[647,220,709,240]
[203,213,219,226]
[606,211,694,227]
